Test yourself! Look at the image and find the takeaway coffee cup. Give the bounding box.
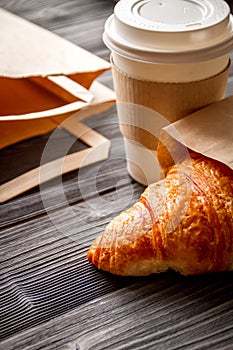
[103,0,233,185]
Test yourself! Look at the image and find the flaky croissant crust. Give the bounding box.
[87,155,233,276]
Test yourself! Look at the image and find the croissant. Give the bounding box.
[87,154,233,276]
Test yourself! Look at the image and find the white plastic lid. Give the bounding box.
[103,0,233,63]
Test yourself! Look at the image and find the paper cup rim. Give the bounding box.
[104,10,233,64]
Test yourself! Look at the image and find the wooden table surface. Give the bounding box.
[1,1,233,349]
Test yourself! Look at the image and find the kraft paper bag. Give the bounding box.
[0,8,115,148]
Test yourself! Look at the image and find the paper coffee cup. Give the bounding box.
[104,0,233,185]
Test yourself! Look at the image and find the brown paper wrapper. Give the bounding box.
[111,57,230,150]
[158,96,233,171]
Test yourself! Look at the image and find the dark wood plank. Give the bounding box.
[1,271,233,349]
[0,181,145,340]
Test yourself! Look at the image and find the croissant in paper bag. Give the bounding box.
[87,154,233,276]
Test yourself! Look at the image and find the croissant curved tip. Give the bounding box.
[87,244,98,265]
[87,249,93,263]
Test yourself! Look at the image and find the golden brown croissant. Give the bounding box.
[87,154,233,276]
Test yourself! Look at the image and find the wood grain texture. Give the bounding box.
[0,1,233,349]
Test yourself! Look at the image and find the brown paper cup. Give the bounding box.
[111,57,230,185]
